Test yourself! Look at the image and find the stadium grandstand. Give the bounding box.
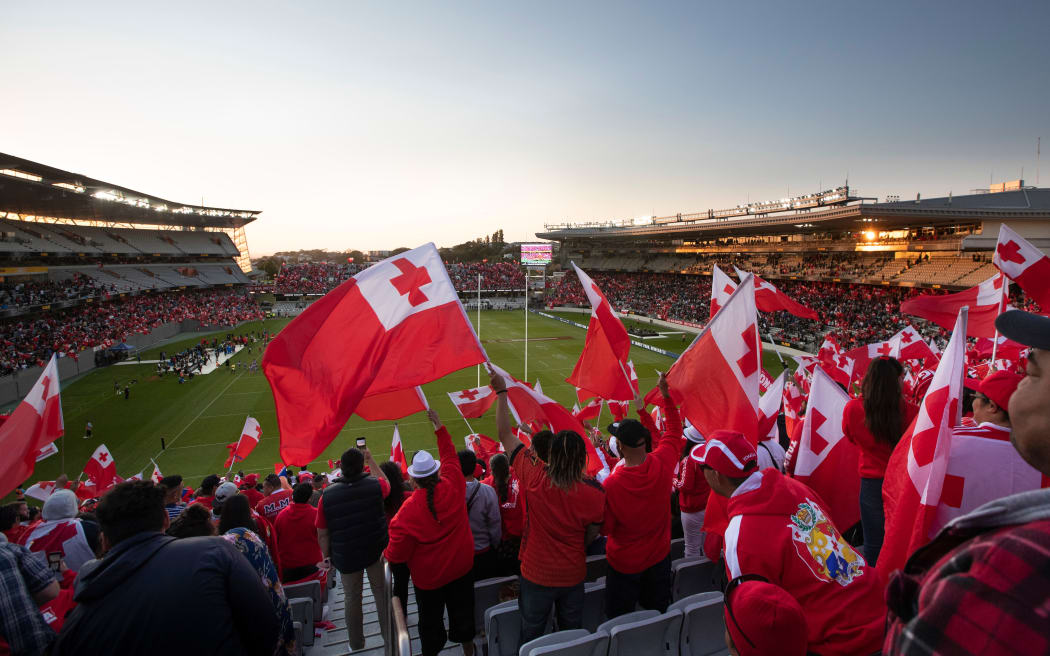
[0,153,261,399]
[537,182,1050,351]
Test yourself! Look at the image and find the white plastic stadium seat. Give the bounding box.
[518,629,590,656]
[671,557,719,601]
[474,575,518,636]
[530,632,610,656]
[596,609,659,635]
[673,593,728,656]
[607,609,683,656]
[667,590,723,614]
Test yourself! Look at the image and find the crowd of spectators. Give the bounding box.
[0,275,109,310]
[273,262,363,294]
[446,261,525,292]
[0,289,263,376]
[544,271,960,351]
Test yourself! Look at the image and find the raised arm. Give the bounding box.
[427,409,464,490]
[490,370,524,455]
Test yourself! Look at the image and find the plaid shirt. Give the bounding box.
[0,542,56,655]
[885,517,1050,655]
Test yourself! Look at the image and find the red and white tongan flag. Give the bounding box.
[608,399,630,423]
[879,308,968,580]
[0,354,64,498]
[449,385,497,419]
[650,274,760,442]
[782,378,805,439]
[490,361,603,475]
[817,338,855,388]
[565,263,634,401]
[993,223,1050,309]
[225,417,262,469]
[901,273,1007,338]
[78,444,118,500]
[734,267,818,320]
[758,371,786,439]
[975,334,1024,360]
[150,461,164,484]
[846,338,900,379]
[464,433,503,466]
[24,480,58,502]
[793,365,861,531]
[710,264,737,317]
[264,243,487,465]
[356,386,427,421]
[895,324,940,363]
[572,397,603,422]
[390,424,408,475]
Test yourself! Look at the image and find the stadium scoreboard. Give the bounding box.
[521,243,552,266]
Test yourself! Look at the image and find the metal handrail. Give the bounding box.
[392,595,411,656]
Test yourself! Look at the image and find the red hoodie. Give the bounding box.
[274,502,322,571]
[481,473,525,538]
[725,469,884,655]
[842,397,918,478]
[385,426,473,590]
[673,453,710,514]
[602,403,684,574]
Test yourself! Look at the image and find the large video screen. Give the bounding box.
[521,243,553,266]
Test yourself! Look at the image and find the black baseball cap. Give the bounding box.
[996,311,1050,351]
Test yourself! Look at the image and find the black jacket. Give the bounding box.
[52,532,278,656]
[322,473,388,573]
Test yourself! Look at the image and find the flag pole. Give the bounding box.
[477,273,482,388]
[460,415,476,435]
[524,268,529,382]
[991,276,1008,368]
[225,416,247,476]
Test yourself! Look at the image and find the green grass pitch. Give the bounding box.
[14,310,788,501]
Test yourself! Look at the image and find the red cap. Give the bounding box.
[978,370,1022,410]
[241,473,259,487]
[690,430,757,477]
[725,580,808,656]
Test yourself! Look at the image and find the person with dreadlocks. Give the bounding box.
[385,408,475,656]
[490,369,606,644]
[842,356,917,566]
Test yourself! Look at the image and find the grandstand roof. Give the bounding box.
[537,188,1050,242]
[0,152,259,229]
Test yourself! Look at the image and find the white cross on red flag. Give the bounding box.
[733,266,819,320]
[79,443,118,499]
[263,243,488,465]
[993,223,1050,309]
[391,424,408,475]
[0,354,64,498]
[710,264,737,318]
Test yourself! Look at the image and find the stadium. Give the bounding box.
[4,151,1050,656]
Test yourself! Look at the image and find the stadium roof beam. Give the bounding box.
[0,152,260,230]
[536,189,1050,244]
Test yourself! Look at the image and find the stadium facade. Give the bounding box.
[537,183,1050,290]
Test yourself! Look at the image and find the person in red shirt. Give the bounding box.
[255,474,293,524]
[601,373,683,617]
[482,453,524,576]
[701,430,885,655]
[274,483,323,583]
[490,370,605,644]
[238,473,264,509]
[842,356,917,565]
[385,409,475,656]
[0,501,30,543]
[189,474,221,510]
[674,424,710,558]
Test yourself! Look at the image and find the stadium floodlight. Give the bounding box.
[865,231,877,241]
[0,168,43,182]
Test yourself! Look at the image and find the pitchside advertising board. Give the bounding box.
[521,243,552,267]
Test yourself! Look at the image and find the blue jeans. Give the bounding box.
[859,477,885,566]
[518,576,584,643]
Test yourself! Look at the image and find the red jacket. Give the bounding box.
[725,469,884,655]
[482,473,525,538]
[385,426,473,590]
[274,502,323,571]
[674,453,710,513]
[602,403,684,574]
[842,397,917,478]
[255,490,292,524]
